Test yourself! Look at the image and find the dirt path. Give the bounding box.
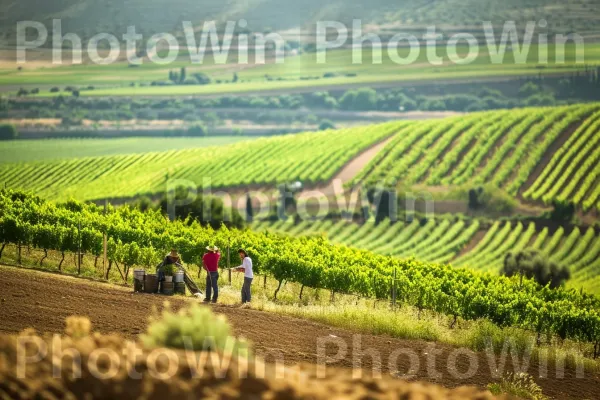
[517,120,583,200]
[0,265,598,399]
[332,136,394,185]
[307,135,395,198]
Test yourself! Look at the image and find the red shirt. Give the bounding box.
[203,252,220,272]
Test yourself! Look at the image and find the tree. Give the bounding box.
[158,191,244,229]
[367,188,396,224]
[467,185,515,213]
[0,124,18,140]
[318,119,335,130]
[547,200,575,223]
[468,187,484,210]
[187,124,207,137]
[169,71,180,82]
[245,194,254,223]
[502,249,570,289]
[518,81,541,98]
[339,88,377,110]
[202,112,220,127]
[422,99,447,111]
[525,93,556,107]
[193,73,211,85]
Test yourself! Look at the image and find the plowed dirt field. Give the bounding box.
[1,265,598,399]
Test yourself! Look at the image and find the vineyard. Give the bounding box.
[2,104,599,211]
[1,189,599,347]
[0,122,401,201]
[254,218,600,295]
[353,103,600,211]
[0,136,252,164]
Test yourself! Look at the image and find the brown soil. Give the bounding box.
[456,229,487,258]
[0,331,504,400]
[308,135,396,197]
[0,265,599,399]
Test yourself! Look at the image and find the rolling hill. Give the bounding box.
[1,0,599,43]
[2,104,599,210]
[254,218,600,294]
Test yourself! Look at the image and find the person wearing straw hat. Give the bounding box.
[232,249,253,304]
[203,245,221,303]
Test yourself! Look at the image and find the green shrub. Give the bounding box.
[462,320,532,354]
[503,249,570,289]
[525,93,556,107]
[519,82,541,98]
[141,303,251,357]
[488,372,548,400]
[545,200,575,223]
[193,73,211,85]
[339,88,377,110]
[318,119,335,130]
[0,124,18,140]
[187,123,207,137]
[467,185,516,214]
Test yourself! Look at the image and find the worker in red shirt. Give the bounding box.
[202,245,221,303]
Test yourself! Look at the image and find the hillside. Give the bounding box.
[2,104,599,211]
[354,103,600,212]
[254,218,600,295]
[1,0,599,42]
[0,122,400,200]
[2,190,599,348]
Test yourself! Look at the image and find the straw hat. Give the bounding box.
[206,245,219,252]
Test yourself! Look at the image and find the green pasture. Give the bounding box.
[0,136,253,164]
[1,43,597,97]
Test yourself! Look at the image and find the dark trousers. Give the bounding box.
[241,277,253,303]
[205,271,219,302]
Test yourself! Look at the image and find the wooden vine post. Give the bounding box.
[227,238,231,285]
[102,200,108,278]
[392,267,397,310]
[77,220,81,275]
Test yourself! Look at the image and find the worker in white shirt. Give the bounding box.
[232,248,254,303]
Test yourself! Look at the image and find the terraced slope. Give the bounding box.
[0,122,404,201]
[3,104,599,209]
[353,104,600,211]
[523,109,600,211]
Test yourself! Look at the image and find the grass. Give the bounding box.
[4,43,598,97]
[0,136,254,164]
[216,281,600,375]
[488,372,549,400]
[2,242,598,375]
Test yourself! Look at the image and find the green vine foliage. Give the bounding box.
[0,189,599,345]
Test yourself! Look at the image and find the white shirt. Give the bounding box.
[240,257,253,278]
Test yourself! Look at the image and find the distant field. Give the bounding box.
[253,218,600,295]
[0,136,254,164]
[0,122,400,200]
[3,43,597,97]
